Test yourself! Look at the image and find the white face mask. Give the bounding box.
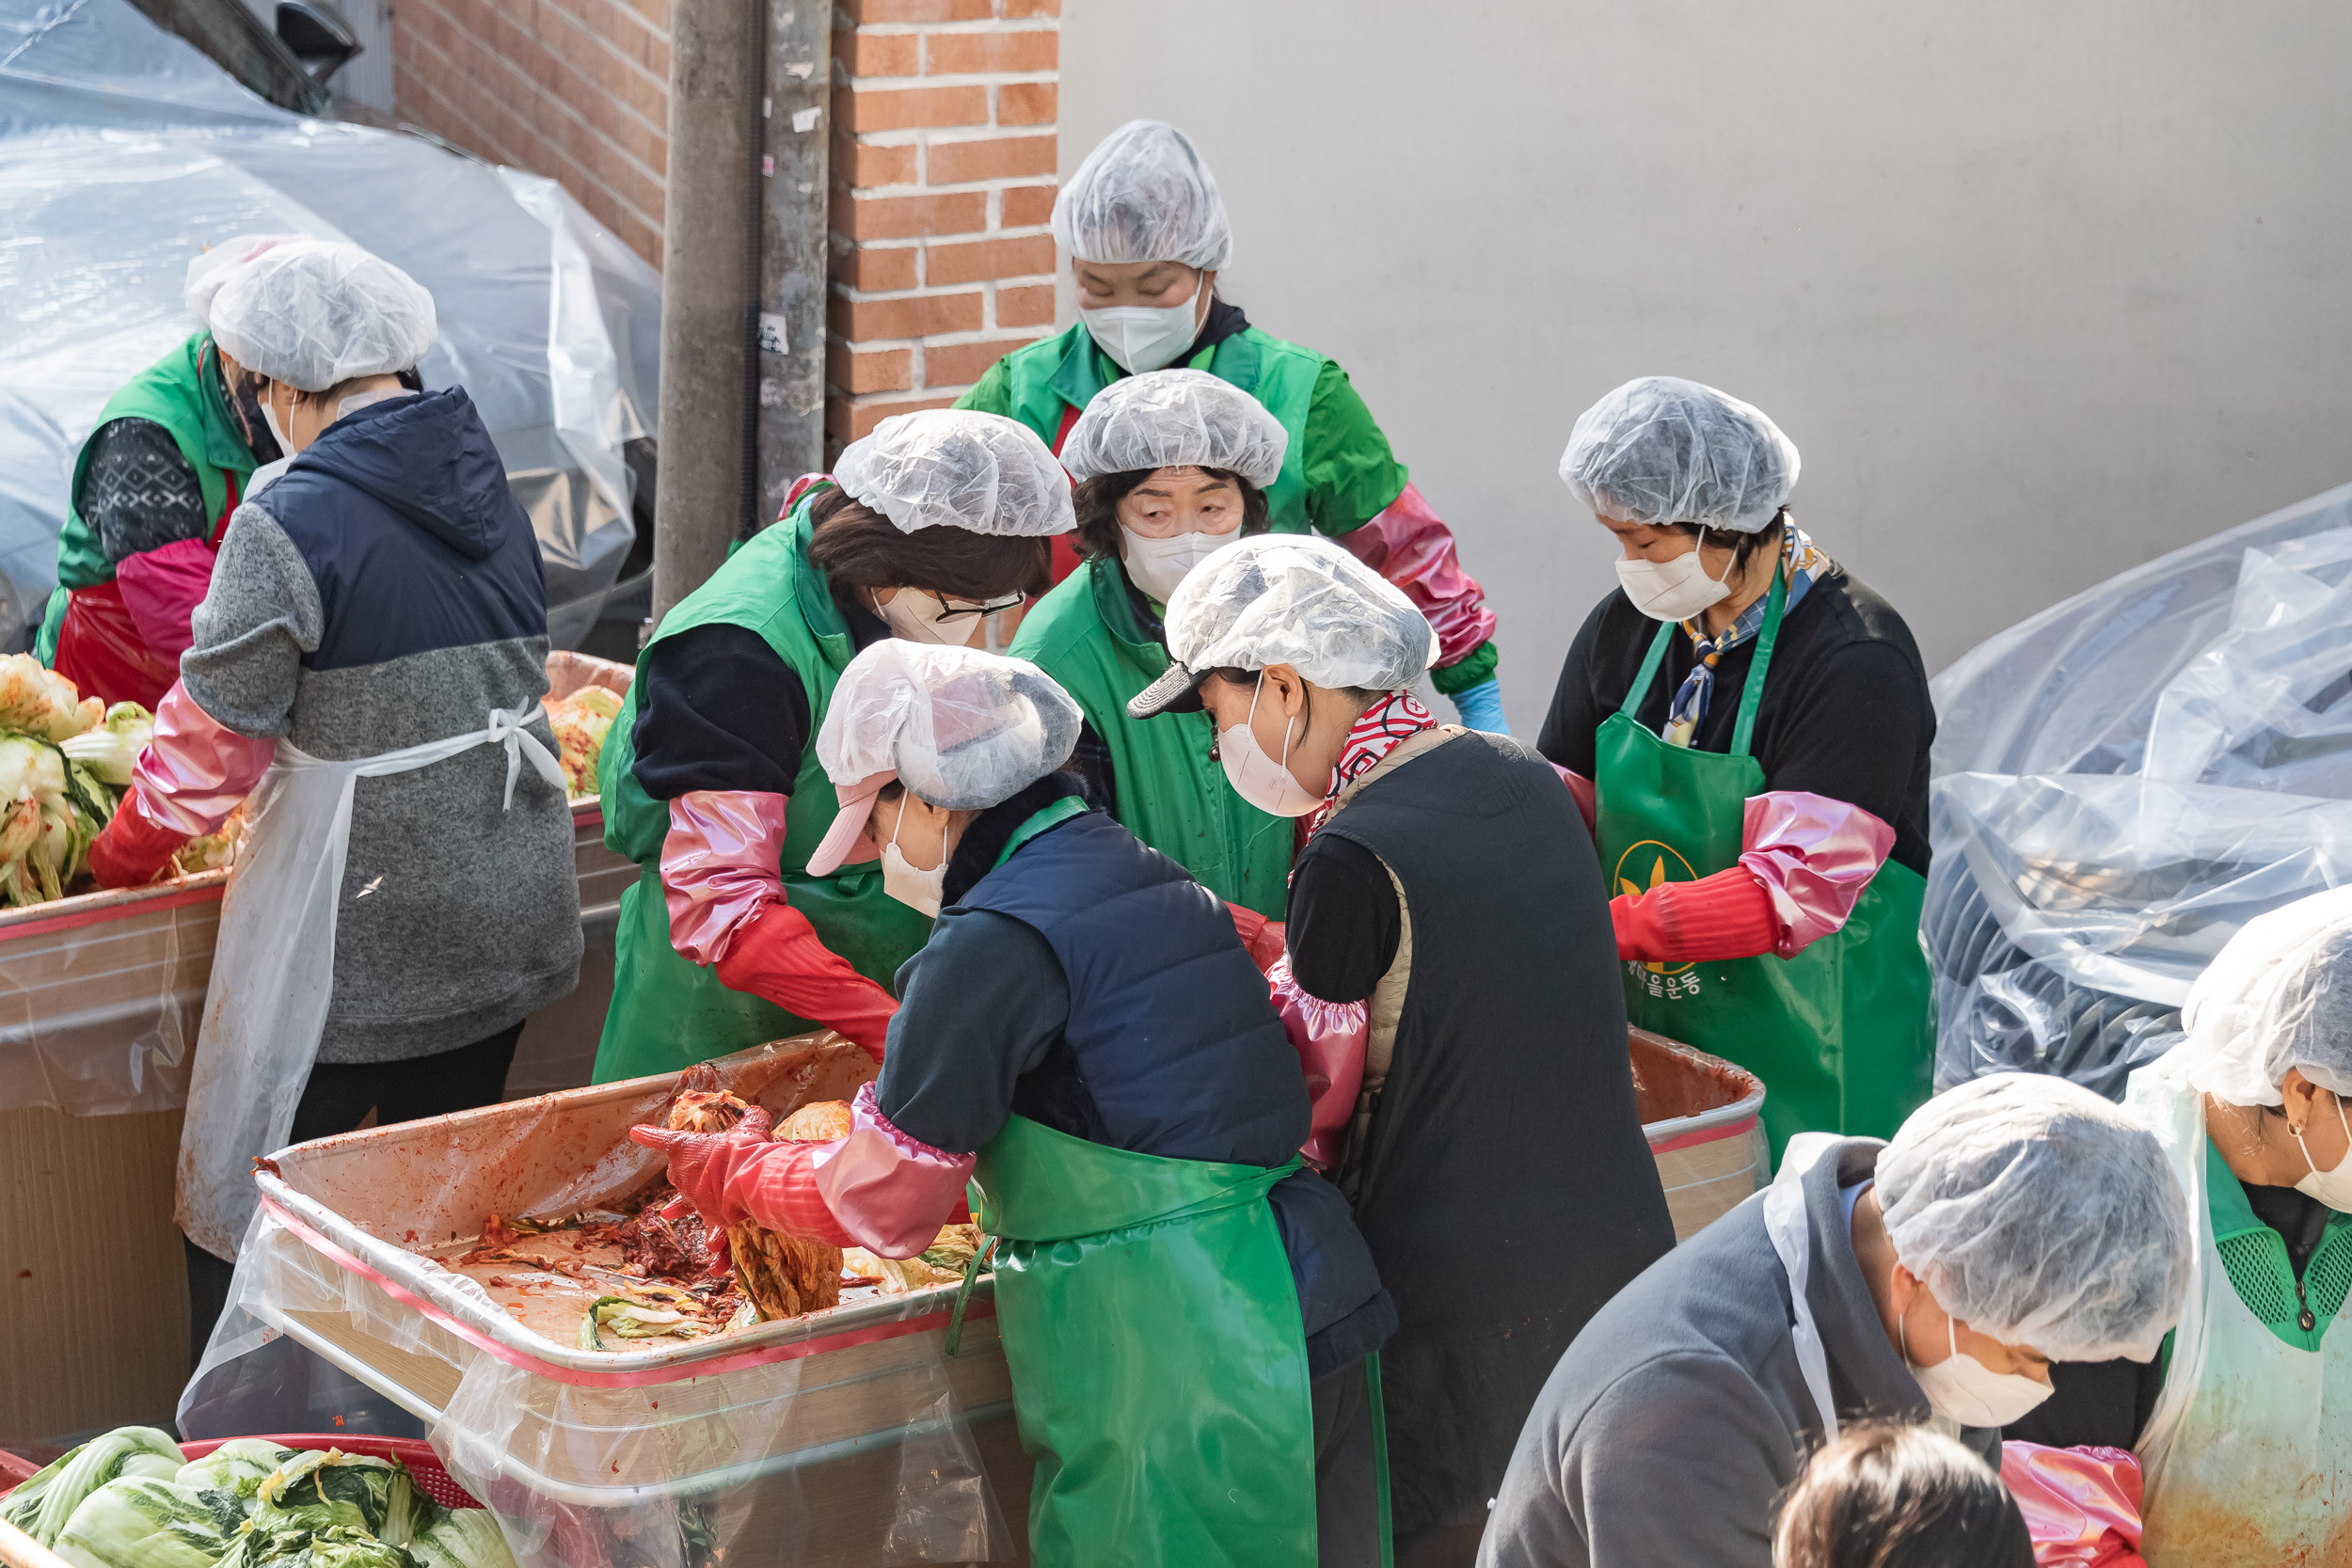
[1080,277,1205,374]
[1901,1308,2053,1429]
[881,800,946,917]
[2292,1095,2352,1212]
[1121,524,1239,606]
[260,393,297,458]
[1218,674,1326,818]
[873,589,986,648]
[1614,531,1735,623]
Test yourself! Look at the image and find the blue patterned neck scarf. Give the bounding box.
[1661,522,1824,748]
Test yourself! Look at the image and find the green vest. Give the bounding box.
[591,489,935,1084]
[1008,557,1295,919]
[2205,1134,2352,1353]
[957,322,1406,539]
[38,332,259,661]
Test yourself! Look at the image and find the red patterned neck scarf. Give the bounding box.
[1328,690,1437,799]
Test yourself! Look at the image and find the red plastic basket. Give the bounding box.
[1,1435,479,1511]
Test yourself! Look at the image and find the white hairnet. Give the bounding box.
[1164,534,1435,691]
[183,233,309,329]
[208,239,437,391]
[834,409,1074,536]
[1059,370,1287,487]
[1051,119,1232,272]
[2175,884,2352,1106]
[1560,376,1800,532]
[816,641,1082,811]
[1878,1073,2193,1363]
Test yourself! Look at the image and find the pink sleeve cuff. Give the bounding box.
[130,678,275,837]
[1998,1442,2144,1563]
[812,1084,977,1258]
[1739,791,1894,958]
[1550,764,1597,837]
[1268,956,1367,1170]
[114,537,217,660]
[1337,483,1498,669]
[662,789,787,966]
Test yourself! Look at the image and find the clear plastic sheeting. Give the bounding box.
[181,1037,1016,1566]
[0,0,660,651]
[1929,482,2352,1095]
[0,875,224,1114]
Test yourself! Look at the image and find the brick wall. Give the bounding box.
[391,0,1059,453]
[392,0,672,267]
[825,0,1059,459]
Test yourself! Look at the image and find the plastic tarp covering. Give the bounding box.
[0,0,660,651]
[1928,482,2352,1096]
[180,1037,1014,1567]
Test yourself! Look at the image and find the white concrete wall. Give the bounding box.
[1060,1,2352,734]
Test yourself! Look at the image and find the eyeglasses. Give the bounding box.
[927,591,1026,625]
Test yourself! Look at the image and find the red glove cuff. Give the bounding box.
[711,898,898,1060]
[723,1139,860,1246]
[87,795,187,889]
[1612,868,1780,964]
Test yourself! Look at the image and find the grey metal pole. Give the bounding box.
[649,0,762,630]
[754,0,834,522]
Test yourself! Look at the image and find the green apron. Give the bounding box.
[589,493,935,1084]
[969,1114,1322,1568]
[1593,570,1932,1157]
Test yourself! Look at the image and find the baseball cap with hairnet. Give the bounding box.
[1877,1073,2193,1363]
[184,234,310,329]
[1128,534,1436,719]
[1560,376,1801,533]
[209,239,437,391]
[1060,369,1287,488]
[805,642,1084,877]
[834,409,1074,537]
[1052,119,1232,272]
[2175,884,2352,1107]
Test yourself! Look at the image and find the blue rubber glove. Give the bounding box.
[1448,676,1508,734]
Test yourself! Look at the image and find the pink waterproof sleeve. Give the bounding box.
[1337,483,1498,669]
[1997,1442,2146,1568]
[129,677,276,836]
[1739,790,1895,958]
[113,538,218,661]
[1550,764,1598,838]
[662,789,788,966]
[1268,956,1367,1170]
[810,1083,977,1258]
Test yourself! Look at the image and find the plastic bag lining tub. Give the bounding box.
[1929,482,2352,1095]
[178,1036,1015,1568]
[1629,1028,1768,1239]
[0,0,660,651]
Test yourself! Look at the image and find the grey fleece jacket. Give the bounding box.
[1475,1140,1998,1568]
[181,389,580,1064]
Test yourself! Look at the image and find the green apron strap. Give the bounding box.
[1366,1350,1394,1568]
[1728,563,1790,760]
[944,1235,997,1358]
[1619,620,1679,721]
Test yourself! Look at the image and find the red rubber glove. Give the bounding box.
[87,795,189,889]
[630,1113,858,1244]
[712,899,898,1061]
[1612,867,1780,964]
[1225,902,1288,974]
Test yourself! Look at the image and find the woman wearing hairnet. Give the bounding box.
[633,641,1394,1568]
[1478,1074,2194,1568]
[1131,533,1676,1566]
[35,234,334,707]
[2003,886,2352,1565]
[81,241,582,1355]
[592,411,1067,1084]
[1544,377,1936,1154]
[1010,369,1297,920]
[959,119,1509,735]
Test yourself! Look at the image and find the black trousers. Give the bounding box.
[184,1021,525,1365]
